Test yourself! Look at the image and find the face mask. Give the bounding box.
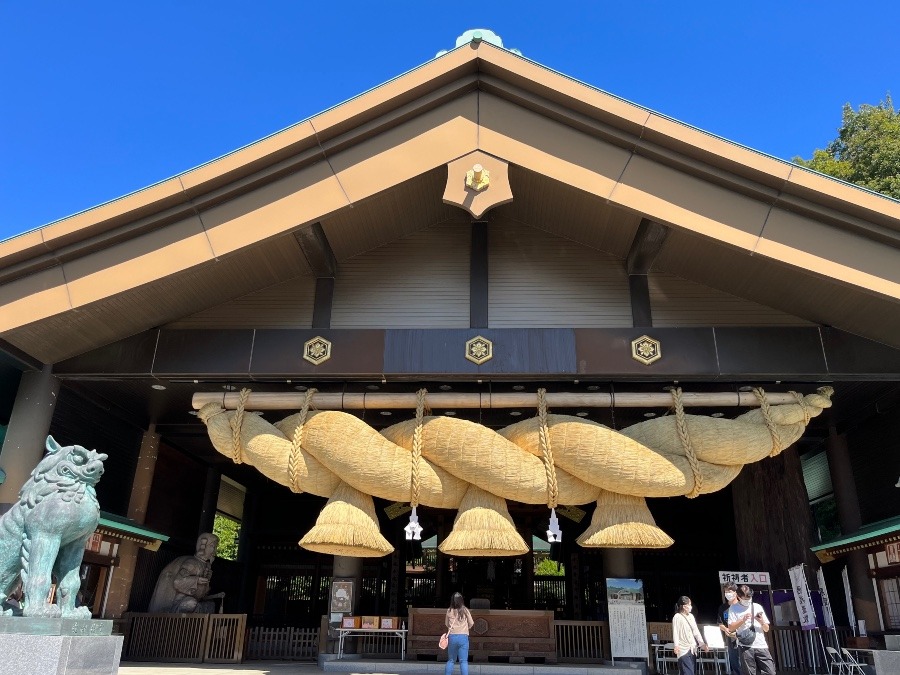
[725,592,736,601]
[685,605,692,613]
[740,599,752,607]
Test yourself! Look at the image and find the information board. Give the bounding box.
[606,578,649,662]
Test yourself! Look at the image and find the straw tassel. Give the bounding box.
[439,484,529,557]
[576,490,673,549]
[300,481,394,557]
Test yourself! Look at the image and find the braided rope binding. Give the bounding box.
[230,388,252,464]
[753,387,783,457]
[537,388,559,509]
[410,388,427,508]
[288,388,318,493]
[790,391,811,426]
[672,387,704,498]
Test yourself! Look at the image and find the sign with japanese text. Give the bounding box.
[718,570,770,585]
[887,542,900,565]
[816,567,835,629]
[606,578,649,662]
[788,565,817,630]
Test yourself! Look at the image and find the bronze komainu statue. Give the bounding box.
[0,436,106,617]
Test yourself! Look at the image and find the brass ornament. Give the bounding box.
[631,335,662,365]
[465,335,493,365]
[303,336,332,365]
[465,163,490,191]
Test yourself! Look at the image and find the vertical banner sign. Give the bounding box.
[841,566,857,635]
[788,565,817,630]
[816,567,835,630]
[606,578,650,662]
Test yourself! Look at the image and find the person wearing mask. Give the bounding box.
[444,592,474,675]
[672,595,708,675]
[727,585,775,675]
[717,581,741,675]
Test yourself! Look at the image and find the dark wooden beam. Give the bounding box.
[626,219,670,327]
[470,221,489,328]
[628,275,652,327]
[295,222,337,329]
[294,222,336,278]
[312,278,335,329]
[0,337,42,371]
[626,219,670,275]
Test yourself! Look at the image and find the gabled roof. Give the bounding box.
[2,40,899,362]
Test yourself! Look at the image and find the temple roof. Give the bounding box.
[1,39,899,362]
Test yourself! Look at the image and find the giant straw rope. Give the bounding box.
[198,387,833,557]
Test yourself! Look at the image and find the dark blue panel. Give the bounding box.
[384,329,577,375]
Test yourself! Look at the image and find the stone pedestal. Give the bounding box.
[0,618,123,675]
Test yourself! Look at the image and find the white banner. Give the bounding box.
[718,570,770,585]
[816,567,835,629]
[607,578,649,661]
[842,566,857,635]
[788,564,817,630]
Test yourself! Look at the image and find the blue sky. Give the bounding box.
[2,2,898,241]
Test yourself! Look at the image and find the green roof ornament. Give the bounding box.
[436,29,522,58]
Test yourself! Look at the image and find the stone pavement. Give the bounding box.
[119,664,322,675]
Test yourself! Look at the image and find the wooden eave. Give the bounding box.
[1,41,900,363]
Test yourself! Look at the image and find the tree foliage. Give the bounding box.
[213,513,241,561]
[534,557,565,576]
[794,95,900,200]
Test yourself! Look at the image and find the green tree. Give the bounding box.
[534,557,565,576]
[794,95,900,200]
[213,513,241,561]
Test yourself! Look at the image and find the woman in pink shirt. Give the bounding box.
[444,592,474,675]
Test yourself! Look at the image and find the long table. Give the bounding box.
[336,627,408,660]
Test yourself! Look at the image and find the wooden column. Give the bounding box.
[296,222,337,329]
[104,426,160,617]
[0,364,60,510]
[826,426,882,630]
[198,467,221,536]
[731,443,818,587]
[470,221,489,328]
[625,219,669,327]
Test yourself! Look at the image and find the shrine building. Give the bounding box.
[0,29,898,665]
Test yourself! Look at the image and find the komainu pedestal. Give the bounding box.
[0,618,123,675]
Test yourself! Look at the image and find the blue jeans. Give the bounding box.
[444,633,469,675]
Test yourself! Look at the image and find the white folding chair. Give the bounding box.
[840,648,867,675]
[825,646,847,674]
[697,647,720,674]
[656,642,678,673]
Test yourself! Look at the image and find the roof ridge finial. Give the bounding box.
[435,29,522,58]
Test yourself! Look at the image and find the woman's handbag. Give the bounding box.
[439,633,449,649]
[735,605,756,647]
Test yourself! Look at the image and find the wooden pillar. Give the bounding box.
[826,426,881,630]
[732,443,818,587]
[104,426,160,618]
[470,221,489,328]
[333,556,364,614]
[0,364,60,511]
[602,548,635,579]
[198,467,221,536]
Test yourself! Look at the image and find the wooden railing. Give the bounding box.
[246,626,319,660]
[555,620,609,662]
[123,613,246,663]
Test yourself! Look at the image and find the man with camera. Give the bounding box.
[726,585,775,675]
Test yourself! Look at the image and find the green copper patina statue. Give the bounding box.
[0,436,106,618]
